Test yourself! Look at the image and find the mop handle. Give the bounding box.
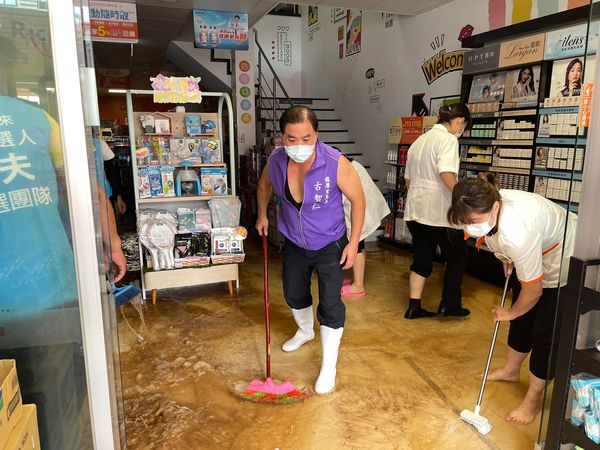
[262,234,271,379]
[476,266,513,408]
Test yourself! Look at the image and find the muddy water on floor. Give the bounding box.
[118,241,539,449]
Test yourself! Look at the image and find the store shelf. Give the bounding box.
[188,134,219,137]
[460,138,492,145]
[531,169,583,180]
[561,420,600,449]
[536,137,587,146]
[471,109,538,119]
[144,264,239,291]
[572,348,600,377]
[492,139,534,146]
[144,133,174,136]
[553,201,579,213]
[581,286,600,313]
[138,195,233,204]
[539,106,579,115]
[490,166,531,175]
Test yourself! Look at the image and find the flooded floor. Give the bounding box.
[118,239,548,449]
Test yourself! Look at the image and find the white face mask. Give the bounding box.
[465,213,495,238]
[454,131,463,139]
[285,144,315,163]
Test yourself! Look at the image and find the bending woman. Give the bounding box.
[447,174,576,425]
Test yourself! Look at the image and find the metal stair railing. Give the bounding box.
[254,28,294,136]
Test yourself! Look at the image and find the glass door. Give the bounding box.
[0,0,123,448]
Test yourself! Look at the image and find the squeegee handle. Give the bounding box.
[476,267,513,408]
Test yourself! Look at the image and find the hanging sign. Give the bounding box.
[544,22,600,60]
[498,33,545,68]
[580,83,593,127]
[151,75,202,104]
[193,9,248,50]
[89,1,138,43]
[463,43,501,74]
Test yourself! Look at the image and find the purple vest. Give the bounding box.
[269,141,346,250]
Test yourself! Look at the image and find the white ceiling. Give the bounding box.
[135,0,454,17]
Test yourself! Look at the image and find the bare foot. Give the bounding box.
[506,396,541,424]
[349,284,364,294]
[482,367,520,382]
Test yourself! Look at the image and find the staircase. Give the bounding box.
[257,96,370,166]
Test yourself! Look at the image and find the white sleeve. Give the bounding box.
[101,140,115,161]
[437,138,459,174]
[503,230,544,284]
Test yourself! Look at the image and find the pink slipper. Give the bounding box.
[343,279,352,286]
[341,285,366,297]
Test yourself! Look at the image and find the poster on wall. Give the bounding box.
[468,72,506,103]
[339,43,344,59]
[193,9,248,50]
[334,8,346,23]
[549,56,596,98]
[400,117,423,145]
[89,1,139,43]
[338,25,344,41]
[429,96,461,115]
[346,10,362,56]
[463,43,501,74]
[545,21,600,60]
[503,65,541,104]
[308,6,318,26]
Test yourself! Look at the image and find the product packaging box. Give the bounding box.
[147,166,163,198]
[138,167,151,199]
[200,168,228,196]
[160,166,176,197]
[0,360,23,447]
[200,138,222,163]
[3,404,40,450]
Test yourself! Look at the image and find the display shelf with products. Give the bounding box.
[546,258,600,449]
[126,90,241,302]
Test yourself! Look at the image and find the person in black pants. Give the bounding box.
[403,104,471,319]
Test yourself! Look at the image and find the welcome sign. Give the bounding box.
[499,33,545,68]
[545,22,599,60]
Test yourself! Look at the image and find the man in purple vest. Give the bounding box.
[256,105,365,394]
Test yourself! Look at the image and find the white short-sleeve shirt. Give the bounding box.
[483,190,577,288]
[404,124,459,227]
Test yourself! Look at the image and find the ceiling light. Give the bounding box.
[108,89,127,93]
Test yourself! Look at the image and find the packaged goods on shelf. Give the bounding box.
[201,167,228,195]
[209,197,241,228]
[138,167,151,199]
[569,374,600,444]
[211,227,247,264]
[200,138,222,163]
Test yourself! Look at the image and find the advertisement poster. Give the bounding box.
[193,9,248,50]
[334,8,346,23]
[463,43,501,74]
[430,96,461,115]
[389,117,403,144]
[468,71,506,103]
[549,55,596,98]
[400,117,423,145]
[503,65,541,104]
[89,1,138,43]
[338,25,344,41]
[308,6,318,26]
[346,10,362,57]
[499,33,545,68]
[545,21,599,60]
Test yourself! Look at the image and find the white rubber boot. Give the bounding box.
[315,325,344,394]
[281,306,315,352]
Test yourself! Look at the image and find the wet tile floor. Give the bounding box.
[117,240,546,449]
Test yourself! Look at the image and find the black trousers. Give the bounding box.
[406,221,467,310]
[282,235,347,329]
[508,278,561,380]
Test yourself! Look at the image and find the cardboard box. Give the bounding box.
[0,360,22,447]
[3,405,39,450]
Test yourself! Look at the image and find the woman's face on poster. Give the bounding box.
[569,62,582,84]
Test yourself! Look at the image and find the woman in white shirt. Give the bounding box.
[447,174,576,425]
[403,104,471,319]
